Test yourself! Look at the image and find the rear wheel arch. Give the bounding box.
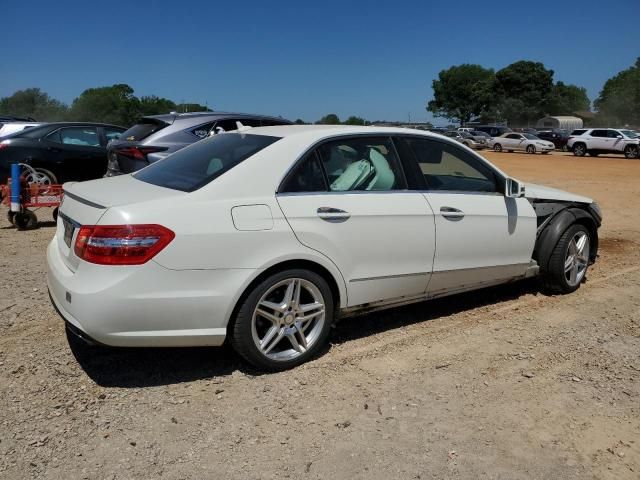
[227,259,343,336]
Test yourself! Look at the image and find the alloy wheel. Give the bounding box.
[573,144,585,156]
[251,278,326,362]
[625,145,639,159]
[564,231,590,287]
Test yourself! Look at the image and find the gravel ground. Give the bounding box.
[0,151,639,479]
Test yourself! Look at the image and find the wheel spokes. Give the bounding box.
[262,326,285,354]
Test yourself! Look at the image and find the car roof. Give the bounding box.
[228,124,459,143]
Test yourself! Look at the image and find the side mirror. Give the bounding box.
[616,135,623,139]
[505,177,525,198]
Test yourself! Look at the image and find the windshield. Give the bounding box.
[523,133,540,140]
[620,129,639,138]
[134,133,281,192]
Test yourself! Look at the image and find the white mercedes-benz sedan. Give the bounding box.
[488,132,556,154]
[47,125,602,370]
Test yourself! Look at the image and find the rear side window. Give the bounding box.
[135,133,281,192]
[279,152,327,193]
[591,130,608,137]
[317,137,406,192]
[50,127,100,146]
[121,119,168,141]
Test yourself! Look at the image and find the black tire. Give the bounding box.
[624,144,639,159]
[573,143,586,157]
[14,210,38,230]
[542,224,591,294]
[493,143,502,152]
[230,269,334,371]
[526,145,536,154]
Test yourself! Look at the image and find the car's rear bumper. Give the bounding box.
[47,237,256,347]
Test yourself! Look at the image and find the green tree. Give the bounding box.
[344,116,367,125]
[316,113,340,125]
[0,88,68,121]
[69,84,141,126]
[294,118,307,124]
[545,82,590,115]
[139,95,177,116]
[427,64,495,126]
[594,58,640,125]
[494,61,554,125]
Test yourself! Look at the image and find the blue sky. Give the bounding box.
[2,0,638,124]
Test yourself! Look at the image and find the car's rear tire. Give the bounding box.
[624,144,639,159]
[493,143,502,152]
[526,145,536,154]
[230,269,334,371]
[573,143,586,157]
[542,224,591,294]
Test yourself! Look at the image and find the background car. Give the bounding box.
[48,125,600,371]
[0,122,125,183]
[488,132,555,154]
[567,128,640,158]
[512,127,539,135]
[0,122,43,138]
[443,130,487,149]
[105,111,292,176]
[536,129,570,151]
[473,125,513,137]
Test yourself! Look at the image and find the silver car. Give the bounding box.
[443,130,487,150]
[106,112,292,175]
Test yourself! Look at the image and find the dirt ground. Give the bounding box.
[1,151,639,480]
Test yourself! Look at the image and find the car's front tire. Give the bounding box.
[493,144,502,152]
[526,145,536,154]
[231,269,334,371]
[542,224,591,294]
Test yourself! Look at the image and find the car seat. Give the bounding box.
[365,148,395,190]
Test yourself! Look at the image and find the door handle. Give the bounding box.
[317,207,351,222]
[440,206,465,220]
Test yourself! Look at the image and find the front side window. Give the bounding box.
[135,133,281,192]
[317,137,406,192]
[104,127,123,142]
[405,137,499,193]
[506,134,521,140]
[607,130,622,138]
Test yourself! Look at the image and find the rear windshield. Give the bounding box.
[134,133,281,192]
[121,119,169,141]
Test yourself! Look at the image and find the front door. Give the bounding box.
[277,136,436,307]
[399,136,537,295]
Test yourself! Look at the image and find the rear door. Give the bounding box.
[589,129,609,151]
[277,135,436,307]
[399,136,536,295]
[47,127,105,181]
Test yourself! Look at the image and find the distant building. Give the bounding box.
[536,116,583,131]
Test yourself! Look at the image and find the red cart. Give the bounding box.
[1,164,63,230]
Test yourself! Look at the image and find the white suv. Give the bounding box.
[567,128,640,158]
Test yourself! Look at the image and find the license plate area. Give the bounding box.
[62,217,75,248]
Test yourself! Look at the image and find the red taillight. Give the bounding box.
[74,224,175,265]
[0,141,9,150]
[116,146,167,160]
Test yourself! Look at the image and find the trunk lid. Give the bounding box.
[56,175,184,271]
